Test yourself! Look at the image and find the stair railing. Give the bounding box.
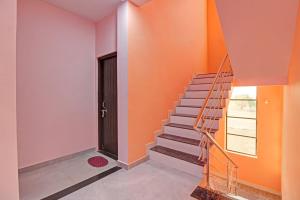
[193,54,238,195]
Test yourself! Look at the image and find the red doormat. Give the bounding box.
[88,156,108,168]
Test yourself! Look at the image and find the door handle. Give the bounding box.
[101,102,107,118]
[101,109,107,118]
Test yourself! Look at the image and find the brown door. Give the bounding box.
[98,52,118,159]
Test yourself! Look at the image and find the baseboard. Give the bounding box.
[117,126,160,170]
[211,172,281,197]
[237,178,281,197]
[19,148,96,173]
[146,141,156,153]
[117,160,129,169]
[117,155,149,170]
[98,150,118,160]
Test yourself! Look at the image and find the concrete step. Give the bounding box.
[188,83,231,91]
[170,114,220,129]
[163,123,217,138]
[180,98,226,107]
[192,76,233,84]
[175,106,223,118]
[149,145,204,177]
[185,90,229,98]
[195,73,218,78]
[195,72,233,79]
[163,123,202,140]
[157,133,200,156]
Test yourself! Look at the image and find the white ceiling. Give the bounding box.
[43,0,121,22]
[43,0,151,22]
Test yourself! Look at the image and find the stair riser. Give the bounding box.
[170,116,219,129]
[195,74,217,78]
[181,99,205,107]
[157,137,200,156]
[180,98,225,107]
[170,115,196,126]
[185,91,229,98]
[149,150,203,177]
[195,73,232,79]
[192,76,233,84]
[175,107,223,118]
[163,126,202,140]
[188,83,231,91]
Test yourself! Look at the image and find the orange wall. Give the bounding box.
[282,4,300,200]
[207,0,227,72]
[212,86,283,193]
[127,0,207,163]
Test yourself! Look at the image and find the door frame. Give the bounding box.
[97,52,118,160]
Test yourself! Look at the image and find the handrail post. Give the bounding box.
[227,162,229,192]
[235,167,238,195]
[206,139,210,188]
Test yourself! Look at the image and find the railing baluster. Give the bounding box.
[227,161,230,192]
[206,137,210,188]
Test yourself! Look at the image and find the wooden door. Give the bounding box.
[98,52,118,159]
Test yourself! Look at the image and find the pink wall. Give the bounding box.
[282,4,300,199]
[96,12,117,57]
[17,0,97,169]
[216,0,299,85]
[0,0,20,199]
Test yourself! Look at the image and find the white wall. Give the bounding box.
[117,1,129,164]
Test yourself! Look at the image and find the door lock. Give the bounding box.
[101,101,107,118]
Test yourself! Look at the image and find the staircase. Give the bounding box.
[149,72,233,177]
[148,55,242,199]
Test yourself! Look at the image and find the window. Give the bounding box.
[226,86,257,156]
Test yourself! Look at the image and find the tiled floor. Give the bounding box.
[19,150,117,200]
[19,151,281,200]
[209,174,281,200]
[61,160,199,200]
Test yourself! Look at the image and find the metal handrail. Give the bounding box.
[193,54,238,168]
[193,54,228,129]
[195,128,238,168]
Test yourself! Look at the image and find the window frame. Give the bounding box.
[225,87,258,157]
